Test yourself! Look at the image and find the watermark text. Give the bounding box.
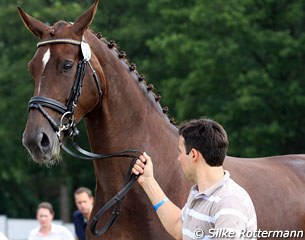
[193,228,304,239]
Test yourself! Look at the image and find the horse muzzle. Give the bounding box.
[22,118,61,164]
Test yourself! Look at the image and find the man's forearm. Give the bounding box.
[141,178,182,240]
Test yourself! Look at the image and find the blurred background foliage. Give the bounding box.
[1,0,305,220]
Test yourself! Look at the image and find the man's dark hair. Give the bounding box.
[178,118,228,166]
[74,187,93,197]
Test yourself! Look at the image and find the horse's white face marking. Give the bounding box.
[38,48,50,94]
[42,48,51,69]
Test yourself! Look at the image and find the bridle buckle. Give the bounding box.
[57,111,78,140]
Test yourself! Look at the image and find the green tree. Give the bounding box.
[146,0,305,157]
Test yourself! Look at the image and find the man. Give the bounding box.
[132,118,257,240]
[73,187,94,240]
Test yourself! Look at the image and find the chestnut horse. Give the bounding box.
[19,0,305,239]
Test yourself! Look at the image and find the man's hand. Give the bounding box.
[132,152,154,186]
[132,152,183,239]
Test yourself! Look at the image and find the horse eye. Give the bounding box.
[63,61,73,71]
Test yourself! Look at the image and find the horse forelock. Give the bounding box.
[40,21,79,40]
[50,21,70,33]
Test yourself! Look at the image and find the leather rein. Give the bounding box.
[29,38,142,236]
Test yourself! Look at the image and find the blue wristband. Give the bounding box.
[153,197,168,211]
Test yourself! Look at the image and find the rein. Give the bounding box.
[29,38,142,236]
[64,138,142,236]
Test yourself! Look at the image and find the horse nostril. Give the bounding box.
[40,132,50,153]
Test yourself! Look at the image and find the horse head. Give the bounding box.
[19,0,103,164]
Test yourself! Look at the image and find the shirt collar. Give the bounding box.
[191,170,230,199]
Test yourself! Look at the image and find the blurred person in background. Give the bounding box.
[28,202,74,240]
[73,187,94,240]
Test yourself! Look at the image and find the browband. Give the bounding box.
[37,39,82,48]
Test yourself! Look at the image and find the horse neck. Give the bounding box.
[84,34,178,162]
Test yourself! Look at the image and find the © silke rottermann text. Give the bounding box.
[193,228,304,239]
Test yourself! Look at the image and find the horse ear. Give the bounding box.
[17,6,49,39]
[71,0,99,36]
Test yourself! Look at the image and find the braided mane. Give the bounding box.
[92,30,176,125]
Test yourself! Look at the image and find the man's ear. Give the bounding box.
[190,148,200,162]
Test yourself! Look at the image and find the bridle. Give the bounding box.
[29,38,102,140]
[28,37,142,236]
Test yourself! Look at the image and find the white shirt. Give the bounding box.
[0,232,8,240]
[28,224,74,240]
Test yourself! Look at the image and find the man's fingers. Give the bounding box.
[139,155,146,163]
[134,164,144,173]
[135,159,145,168]
[132,159,145,175]
[132,165,143,175]
[133,153,152,177]
[132,168,140,175]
